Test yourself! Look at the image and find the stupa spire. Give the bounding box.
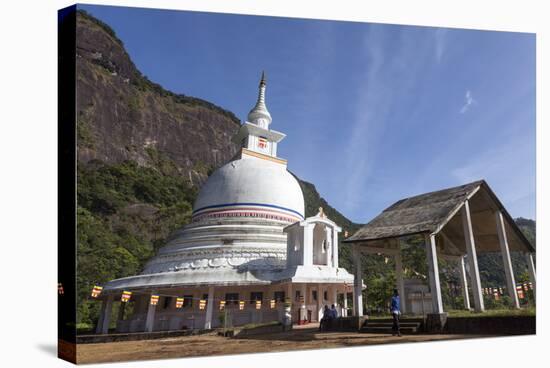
[247,71,272,128]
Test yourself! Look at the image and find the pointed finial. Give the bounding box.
[260,70,266,87]
[247,71,272,126]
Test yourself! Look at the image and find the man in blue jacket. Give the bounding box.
[391,288,401,336]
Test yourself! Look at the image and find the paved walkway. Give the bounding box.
[76,326,478,364]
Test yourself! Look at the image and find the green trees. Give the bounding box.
[76,159,196,329]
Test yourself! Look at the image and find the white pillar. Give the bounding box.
[343,291,348,317]
[462,201,484,312]
[525,253,536,302]
[333,228,339,268]
[425,234,444,314]
[145,293,157,332]
[303,224,314,266]
[287,282,293,303]
[317,283,323,321]
[495,211,520,309]
[332,286,338,309]
[352,244,363,316]
[458,256,471,310]
[301,284,307,321]
[97,294,114,334]
[395,244,406,314]
[204,286,215,329]
[325,227,332,267]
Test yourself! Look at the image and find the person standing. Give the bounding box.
[391,288,401,337]
[330,304,338,319]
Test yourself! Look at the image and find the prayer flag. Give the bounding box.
[150,295,159,305]
[91,285,103,298]
[121,291,132,303]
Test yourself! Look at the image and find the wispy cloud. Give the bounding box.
[434,28,447,63]
[460,90,476,113]
[341,26,439,218]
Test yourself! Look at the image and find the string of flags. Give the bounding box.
[89,283,286,311]
[481,283,533,300]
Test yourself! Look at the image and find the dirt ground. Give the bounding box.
[76,325,478,364]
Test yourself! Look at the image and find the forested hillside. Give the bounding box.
[75,10,536,328]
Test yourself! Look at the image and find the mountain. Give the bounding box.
[76,10,239,186]
[74,10,364,328]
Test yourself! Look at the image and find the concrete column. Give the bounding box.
[287,282,293,303]
[458,256,471,310]
[317,283,323,320]
[333,228,339,268]
[343,292,348,317]
[301,284,307,322]
[495,211,520,309]
[303,224,314,266]
[525,253,536,302]
[332,286,338,307]
[96,294,114,334]
[425,234,444,314]
[204,286,215,329]
[325,227,332,267]
[145,292,157,332]
[395,245,406,314]
[462,201,484,312]
[352,244,363,316]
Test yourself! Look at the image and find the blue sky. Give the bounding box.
[80,4,536,224]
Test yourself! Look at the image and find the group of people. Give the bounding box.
[317,289,402,337]
[318,304,338,331]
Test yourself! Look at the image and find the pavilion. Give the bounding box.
[343,180,536,321]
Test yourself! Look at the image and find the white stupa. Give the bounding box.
[97,73,354,334]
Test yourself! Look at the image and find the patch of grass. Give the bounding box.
[240,321,281,330]
[446,308,535,318]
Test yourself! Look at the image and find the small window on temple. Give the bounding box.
[324,291,328,300]
[312,290,318,301]
[258,136,268,149]
[183,295,193,308]
[225,293,239,305]
[250,292,263,304]
[163,296,172,309]
[274,291,285,302]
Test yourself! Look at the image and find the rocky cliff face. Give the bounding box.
[76,10,240,186]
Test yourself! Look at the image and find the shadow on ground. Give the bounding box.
[36,343,57,356]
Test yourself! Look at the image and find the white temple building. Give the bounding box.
[97,73,354,334]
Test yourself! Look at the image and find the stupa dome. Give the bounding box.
[192,157,305,223]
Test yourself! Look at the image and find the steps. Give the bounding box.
[360,318,423,335]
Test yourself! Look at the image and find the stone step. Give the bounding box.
[366,322,420,328]
[367,318,424,323]
[361,326,418,334]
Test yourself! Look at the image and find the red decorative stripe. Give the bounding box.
[193,207,301,223]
